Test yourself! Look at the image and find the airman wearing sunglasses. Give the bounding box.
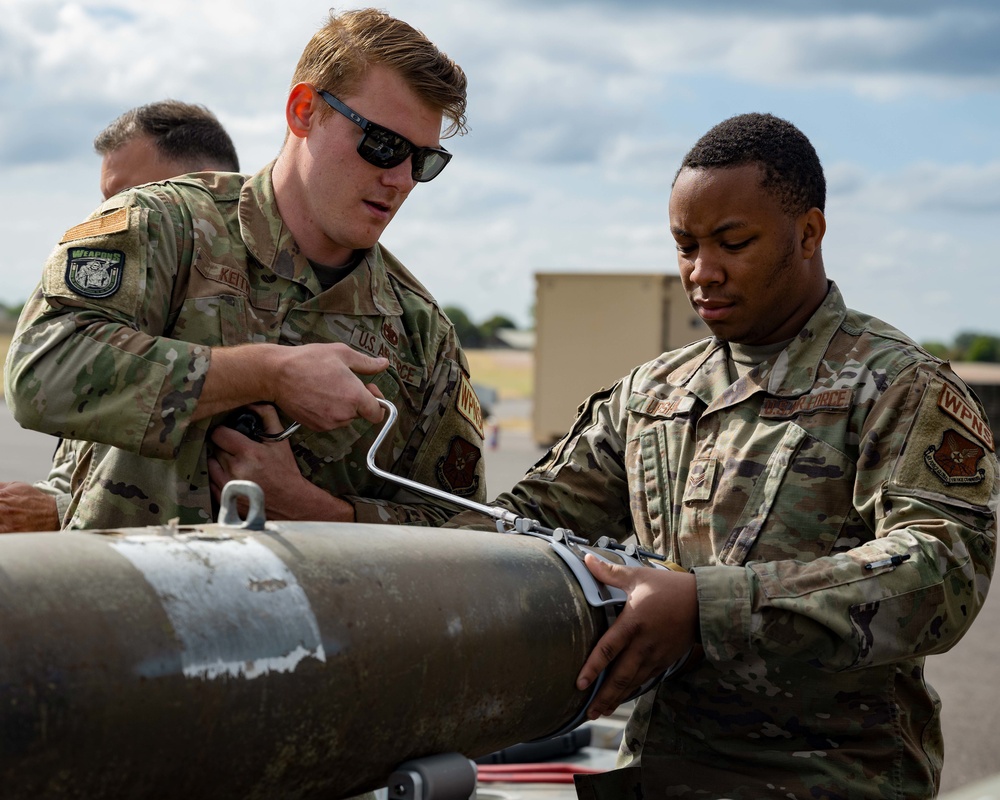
[6,8,485,531]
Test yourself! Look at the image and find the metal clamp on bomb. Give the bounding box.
[366,397,692,732]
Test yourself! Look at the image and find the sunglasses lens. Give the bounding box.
[359,126,410,168]
[357,120,451,182]
[412,149,451,182]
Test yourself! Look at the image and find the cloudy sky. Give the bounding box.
[1,0,998,343]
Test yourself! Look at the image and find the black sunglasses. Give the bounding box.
[318,90,452,183]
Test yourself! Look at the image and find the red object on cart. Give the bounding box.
[476,763,606,784]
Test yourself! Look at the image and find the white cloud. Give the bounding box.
[1,0,998,343]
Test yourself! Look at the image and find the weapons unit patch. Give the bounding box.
[65,248,126,299]
[456,373,484,438]
[924,429,986,486]
[436,435,481,497]
[937,383,994,451]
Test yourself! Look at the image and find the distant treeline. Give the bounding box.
[922,331,1000,363]
[3,301,517,347]
[0,303,22,334]
[443,306,521,349]
[4,300,997,362]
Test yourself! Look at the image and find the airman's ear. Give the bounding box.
[285,83,318,140]
[800,207,826,260]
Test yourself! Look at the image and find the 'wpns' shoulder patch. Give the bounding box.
[891,375,997,506]
[436,435,481,497]
[456,373,484,438]
[938,382,994,451]
[65,248,125,298]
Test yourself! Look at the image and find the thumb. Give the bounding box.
[249,402,283,435]
[584,552,632,590]
[343,350,389,375]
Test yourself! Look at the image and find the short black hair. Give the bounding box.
[675,113,825,215]
[94,100,240,173]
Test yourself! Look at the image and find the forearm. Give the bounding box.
[32,481,73,526]
[0,483,61,533]
[6,308,208,459]
[448,381,634,541]
[271,478,356,522]
[696,502,995,670]
[353,494,466,527]
[193,343,283,422]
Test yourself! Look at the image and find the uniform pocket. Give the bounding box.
[720,422,854,565]
[172,294,249,346]
[629,390,698,559]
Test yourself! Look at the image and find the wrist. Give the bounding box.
[686,567,702,645]
[284,478,355,522]
[252,343,285,404]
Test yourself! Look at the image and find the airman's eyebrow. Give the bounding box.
[670,220,749,238]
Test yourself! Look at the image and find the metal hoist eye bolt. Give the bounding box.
[218,480,267,530]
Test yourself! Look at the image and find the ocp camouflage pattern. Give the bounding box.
[5,165,485,529]
[451,283,997,799]
[31,438,76,521]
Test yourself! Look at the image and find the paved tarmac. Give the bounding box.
[2,399,998,794]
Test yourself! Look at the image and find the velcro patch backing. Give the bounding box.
[893,378,996,506]
[43,205,147,318]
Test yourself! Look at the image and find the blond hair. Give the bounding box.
[291,8,468,137]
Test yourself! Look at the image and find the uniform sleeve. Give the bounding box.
[31,439,78,523]
[447,374,636,542]
[350,330,487,528]
[696,363,998,671]
[4,192,209,461]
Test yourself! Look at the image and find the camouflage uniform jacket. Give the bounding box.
[453,283,998,799]
[5,166,485,530]
[31,438,75,522]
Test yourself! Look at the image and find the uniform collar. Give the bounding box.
[668,281,846,404]
[757,281,845,397]
[237,162,403,316]
[292,248,404,316]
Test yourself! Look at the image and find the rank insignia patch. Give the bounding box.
[65,248,125,298]
[924,429,986,485]
[436,435,481,497]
